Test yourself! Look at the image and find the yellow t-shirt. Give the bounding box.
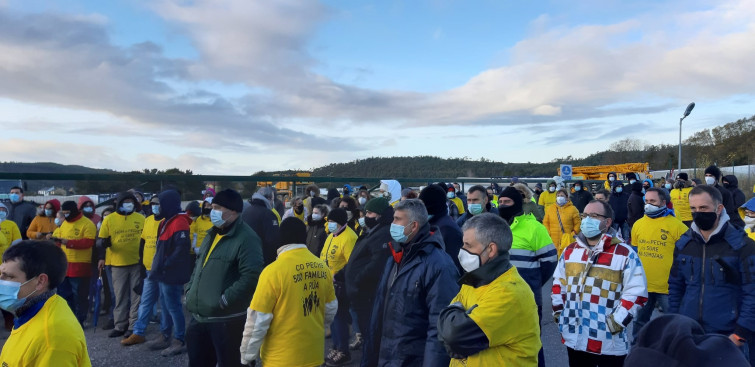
[0,220,22,255]
[141,215,164,271]
[204,234,224,267]
[319,227,357,275]
[98,212,145,266]
[251,247,336,367]
[190,215,214,254]
[0,295,91,367]
[59,216,97,264]
[670,187,693,222]
[632,215,688,294]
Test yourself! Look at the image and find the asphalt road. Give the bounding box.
[0,282,570,367]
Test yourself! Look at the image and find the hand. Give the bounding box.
[606,314,623,334]
[98,260,105,272]
[35,233,43,239]
[729,334,746,347]
[44,233,53,240]
[553,311,561,324]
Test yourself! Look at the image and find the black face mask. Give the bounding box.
[692,211,719,231]
[364,216,379,229]
[202,207,211,215]
[294,206,304,214]
[498,204,522,224]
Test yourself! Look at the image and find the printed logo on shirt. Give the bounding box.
[73,228,80,236]
[302,290,321,317]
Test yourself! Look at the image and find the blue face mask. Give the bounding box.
[580,217,604,238]
[665,183,672,190]
[390,223,409,243]
[8,194,20,203]
[0,277,37,313]
[428,214,434,221]
[615,187,623,193]
[44,209,53,217]
[467,203,483,215]
[210,209,226,228]
[152,205,160,216]
[121,202,134,214]
[328,222,339,233]
[447,192,455,199]
[0,211,7,221]
[82,207,93,214]
[55,218,63,227]
[574,186,581,191]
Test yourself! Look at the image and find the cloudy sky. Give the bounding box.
[1,0,753,174]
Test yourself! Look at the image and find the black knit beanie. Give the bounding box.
[419,184,447,217]
[328,208,348,226]
[279,217,307,248]
[213,189,243,213]
[704,165,721,180]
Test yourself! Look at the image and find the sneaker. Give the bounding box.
[349,333,363,350]
[102,319,115,331]
[121,334,146,346]
[326,349,339,360]
[147,334,171,351]
[160,339,185,357]
[325,350,351,366]
[108,329,126,338]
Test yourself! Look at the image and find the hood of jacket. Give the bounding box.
[607,171,617,180]
[380,179,402,205]
[723,175,739,189]
[251,192,271,209]
[77,196,95,210]
[643,179,654,188]
[631,181,644,193]
[45,199,61,213]
[157,190,182,220]
[612,180,625,193]
[513,183,533,200]
[343,184,353,195]
[115,191,141,214]
[401,223,445,262]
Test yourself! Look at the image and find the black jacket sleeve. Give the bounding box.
[437,303,489,359]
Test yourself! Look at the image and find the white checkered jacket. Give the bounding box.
[551,233,648,356]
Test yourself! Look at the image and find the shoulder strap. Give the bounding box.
[556,208,566,234]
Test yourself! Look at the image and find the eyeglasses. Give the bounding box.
[579,213,608,220]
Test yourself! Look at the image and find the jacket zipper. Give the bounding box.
[698,244,706,323]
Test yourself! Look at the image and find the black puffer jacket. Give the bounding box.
[627,181,645,226]
[344,207,394,311]
[241,198,280,266]
[305,218,327,256]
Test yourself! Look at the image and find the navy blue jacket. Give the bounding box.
[362,224,460,367]
[668,217,755,339]
[241,199,280,266]
[609,190,630,224]
[149,190,193,285]
[429,212,464,275]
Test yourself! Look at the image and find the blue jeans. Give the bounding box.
[330,281,350,353]
[133,273,163,336]
[105,266,115,316]
[632,292,669,341]
[159,282,185,341]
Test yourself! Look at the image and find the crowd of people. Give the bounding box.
[0,164,754,367]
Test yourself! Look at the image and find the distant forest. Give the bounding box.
[2,114,753,194]
[310,115,755,178]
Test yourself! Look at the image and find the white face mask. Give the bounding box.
[312,213,322,221]
[346,211,353,221]
[548,187,556,193]
[744,216,755,227]
[457,246,490,273]
[358,197,367,205]
[358,217,366,227]
[705,176,716,185]
[556,196,567,206]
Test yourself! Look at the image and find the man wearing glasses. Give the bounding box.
[552,200,648,367]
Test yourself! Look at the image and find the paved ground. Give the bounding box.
[0,282,571,366]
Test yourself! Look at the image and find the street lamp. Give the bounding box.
[678,102,695,174]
